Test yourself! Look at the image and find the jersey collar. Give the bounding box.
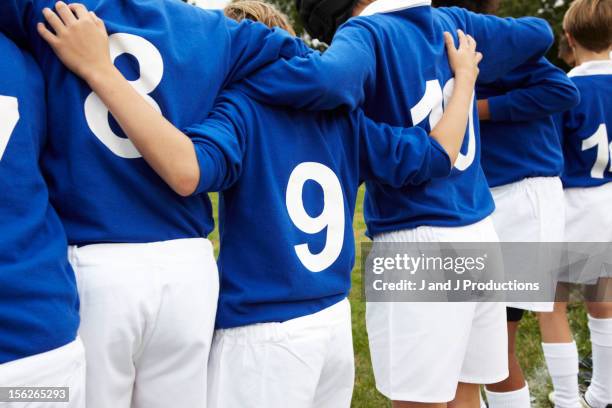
[360,0,431,17]
[568,59,612,78]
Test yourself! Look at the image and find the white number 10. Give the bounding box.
[410,79,476,171]
[286,162,345,273]
[582,124,612,179]
[0,95,19,162]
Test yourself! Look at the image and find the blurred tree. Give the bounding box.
[499,0,571,68]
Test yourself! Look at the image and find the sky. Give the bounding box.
[192,0,231,8]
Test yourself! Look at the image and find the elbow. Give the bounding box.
[565,87,581,110]
[172,172,200,197]
[447,150,459,169]
[536,21,555,53]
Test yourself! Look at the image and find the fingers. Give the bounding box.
[456,29,467,49]
[42,6,66,34]
[55,1,77,26]
[69,3,90,20]
[466,34,477,52]
[475,52,484,65]
[37,22,59,46]
[443,32,456,53]
[90,11,105,29]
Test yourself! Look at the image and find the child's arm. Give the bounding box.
[446,8,554,83]
[238,18,378,111]
[360,31,482,186]
[223,18,314,86]
[477,58,580,122]
[429,31,482,165]
[37,3,242,197]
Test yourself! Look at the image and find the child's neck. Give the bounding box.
[352,0,377,17]
[574,45,612,66]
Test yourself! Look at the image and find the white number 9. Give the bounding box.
[286,162,345,273]
[84,33,164,159]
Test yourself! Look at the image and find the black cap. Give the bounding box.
[296,0,359,44]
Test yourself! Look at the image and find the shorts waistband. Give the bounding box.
[69,238,213,267]
[0,338,84,384]
[215,298,350,343]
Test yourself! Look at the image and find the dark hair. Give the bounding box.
[295,0,359,44]
[431,0,501,14]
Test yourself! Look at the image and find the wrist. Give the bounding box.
[85,64,120,89]
[454,70,477,86]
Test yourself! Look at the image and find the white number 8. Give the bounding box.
[84,33,164,159]
[286,162,345,273]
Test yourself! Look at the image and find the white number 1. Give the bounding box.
[0,95,19,162]
[582,124,611,179]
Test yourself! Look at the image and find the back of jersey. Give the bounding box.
[0,33,79,364]
[185,89,448,329]
[0,0,303,245]
[561,60,612,188]
[354,5,491,236]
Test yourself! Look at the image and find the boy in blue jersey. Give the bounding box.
[433,1,581,407]
[0,32,83,407]
[550,1,612,407]
[225,0,555,406]
[0,1,311,407]
[36,1,483,406]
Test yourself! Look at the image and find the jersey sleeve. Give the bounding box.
[445,7,554,83]
[237,19,378,111]
[0,0,50,48]
[357,111,452,187]
[223,18,313,85]
[182,90,248,195]
[486,58,580,122]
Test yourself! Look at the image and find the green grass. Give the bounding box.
[208,188,591,407]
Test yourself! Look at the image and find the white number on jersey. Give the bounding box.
[84,33,164,159]
[0,95,19,162]
[286,162,345,273]
[410,79,476,171]
[582,124,610,179]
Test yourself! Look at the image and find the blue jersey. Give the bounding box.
[0,0,306,245]
[184,89,451,328]
[0,34,79,364]
[237,0,554,236]
[478,58,579,187]
[558,60,612,188]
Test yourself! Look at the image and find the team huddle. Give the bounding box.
[0,0,611,407]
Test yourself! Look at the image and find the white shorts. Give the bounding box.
[367,217,508,403]
[208,298,354,408]
[0,339,86,408]
[564,183,612,284]
[491,177,565,312]
[69,238,219,408]
[565,183,612,242]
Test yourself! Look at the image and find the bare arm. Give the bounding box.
[429,31,482,165]
[39,2,200,196]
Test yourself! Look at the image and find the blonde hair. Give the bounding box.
[564,0,612,52]
[224,1,296,36]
